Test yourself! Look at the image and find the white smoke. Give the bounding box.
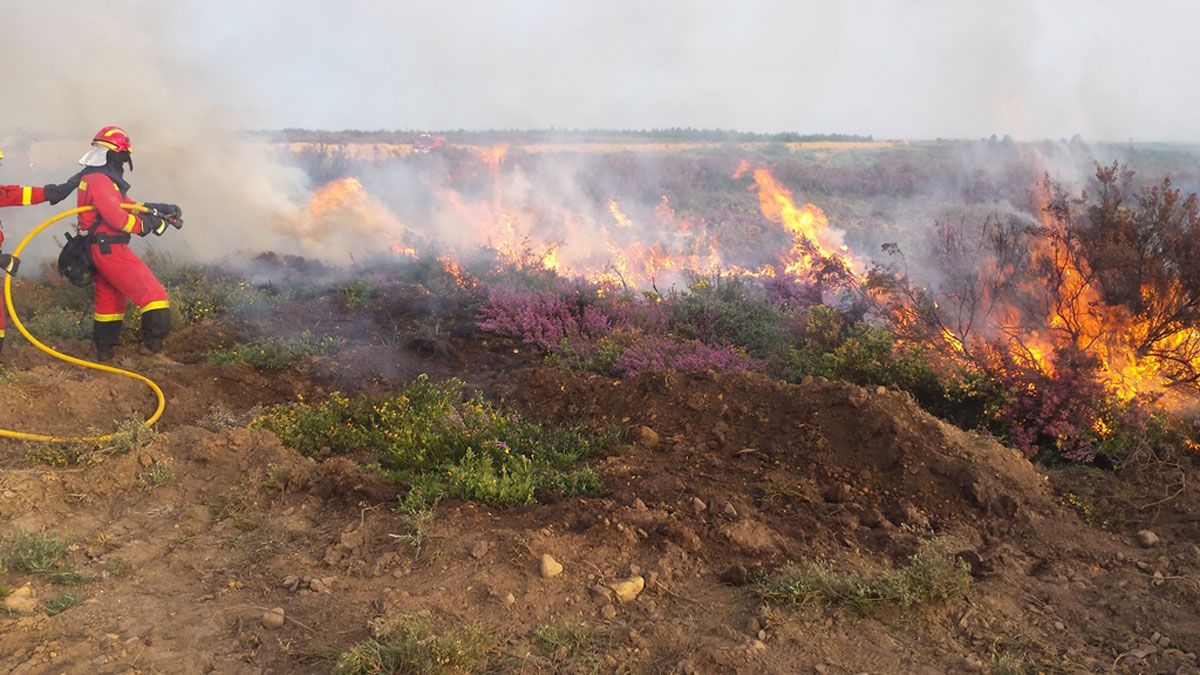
[0,2,310,264]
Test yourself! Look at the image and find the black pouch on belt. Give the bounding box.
[57,232,95,287]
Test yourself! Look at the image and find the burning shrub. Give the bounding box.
[993,347,1111,462]
[866,163,1200,461]
[254,376,613,507]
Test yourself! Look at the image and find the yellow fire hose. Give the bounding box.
[0,203,166,442]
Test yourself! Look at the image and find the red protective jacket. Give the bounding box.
[0,185,49,338]
[0,185,48,249]
[77,173,146,236]
[0,185,47,208]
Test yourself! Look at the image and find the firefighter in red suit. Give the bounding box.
[75,126,182,362]
[0,149,80,353]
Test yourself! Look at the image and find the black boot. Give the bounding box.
[93,319,122,363]
[140,308,171,354]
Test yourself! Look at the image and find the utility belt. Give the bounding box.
[91,232,131,255]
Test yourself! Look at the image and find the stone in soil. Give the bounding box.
[540,554,564,578]
[637,426,660,449]
[262,607,286,629]
[1137,530,1160,548]
[609,575,645,603]
[3,585,38,614]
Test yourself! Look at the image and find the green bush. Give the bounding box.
[340,279,377,310]
[254,375,612,507]
[669,277,791,358]
[19,305,90,341]
[208,331,342,370]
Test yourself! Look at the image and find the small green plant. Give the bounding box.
[25,443,87,467]
[758,543,970,618]
[0,531,69,574]
[106,418,159,454]
[533,620,604,654]
[987,649,1033,675]
[105,558,131,578]
[255,376,613,507]
[137,459,174,490]
[42,593,83,616]
[49,570,93,586]
[395,489,440,557]
[196,404,259,431]
[1060,492,1097,524]
[208,331,343,370]
[334,612,493,675]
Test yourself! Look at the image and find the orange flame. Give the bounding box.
[301,177,418,255]
[750,168,857,279]
[607,199,633,228]
[478,145,508,168]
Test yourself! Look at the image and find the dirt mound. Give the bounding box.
[502,370,1056,542]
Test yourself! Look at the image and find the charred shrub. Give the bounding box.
[208,331,342,370]
[254,375,612,507]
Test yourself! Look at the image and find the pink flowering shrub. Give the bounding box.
[614,335,760,378]
[477,286,611,353]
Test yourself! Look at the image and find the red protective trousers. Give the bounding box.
[90,243,169,320]
[76,172,169,344]
[0,185,48,340]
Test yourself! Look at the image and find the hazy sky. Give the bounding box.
[3,0,1199,140]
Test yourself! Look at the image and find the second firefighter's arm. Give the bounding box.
[0,185,46,207]
[80,175,144,234]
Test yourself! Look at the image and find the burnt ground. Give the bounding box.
[1,291,1200,673]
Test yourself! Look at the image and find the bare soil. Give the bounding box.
[2,324,1199,673]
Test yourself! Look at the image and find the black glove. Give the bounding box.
[139,212,169,237]
[43,182,75,205]
[43,172,82,205]
[144,202,183,229]
[0,253,19,276]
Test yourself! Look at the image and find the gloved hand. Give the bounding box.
[144,202,183,229]
[139,212,169,237]
[43,178,80,205]
[0,252,19,276]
